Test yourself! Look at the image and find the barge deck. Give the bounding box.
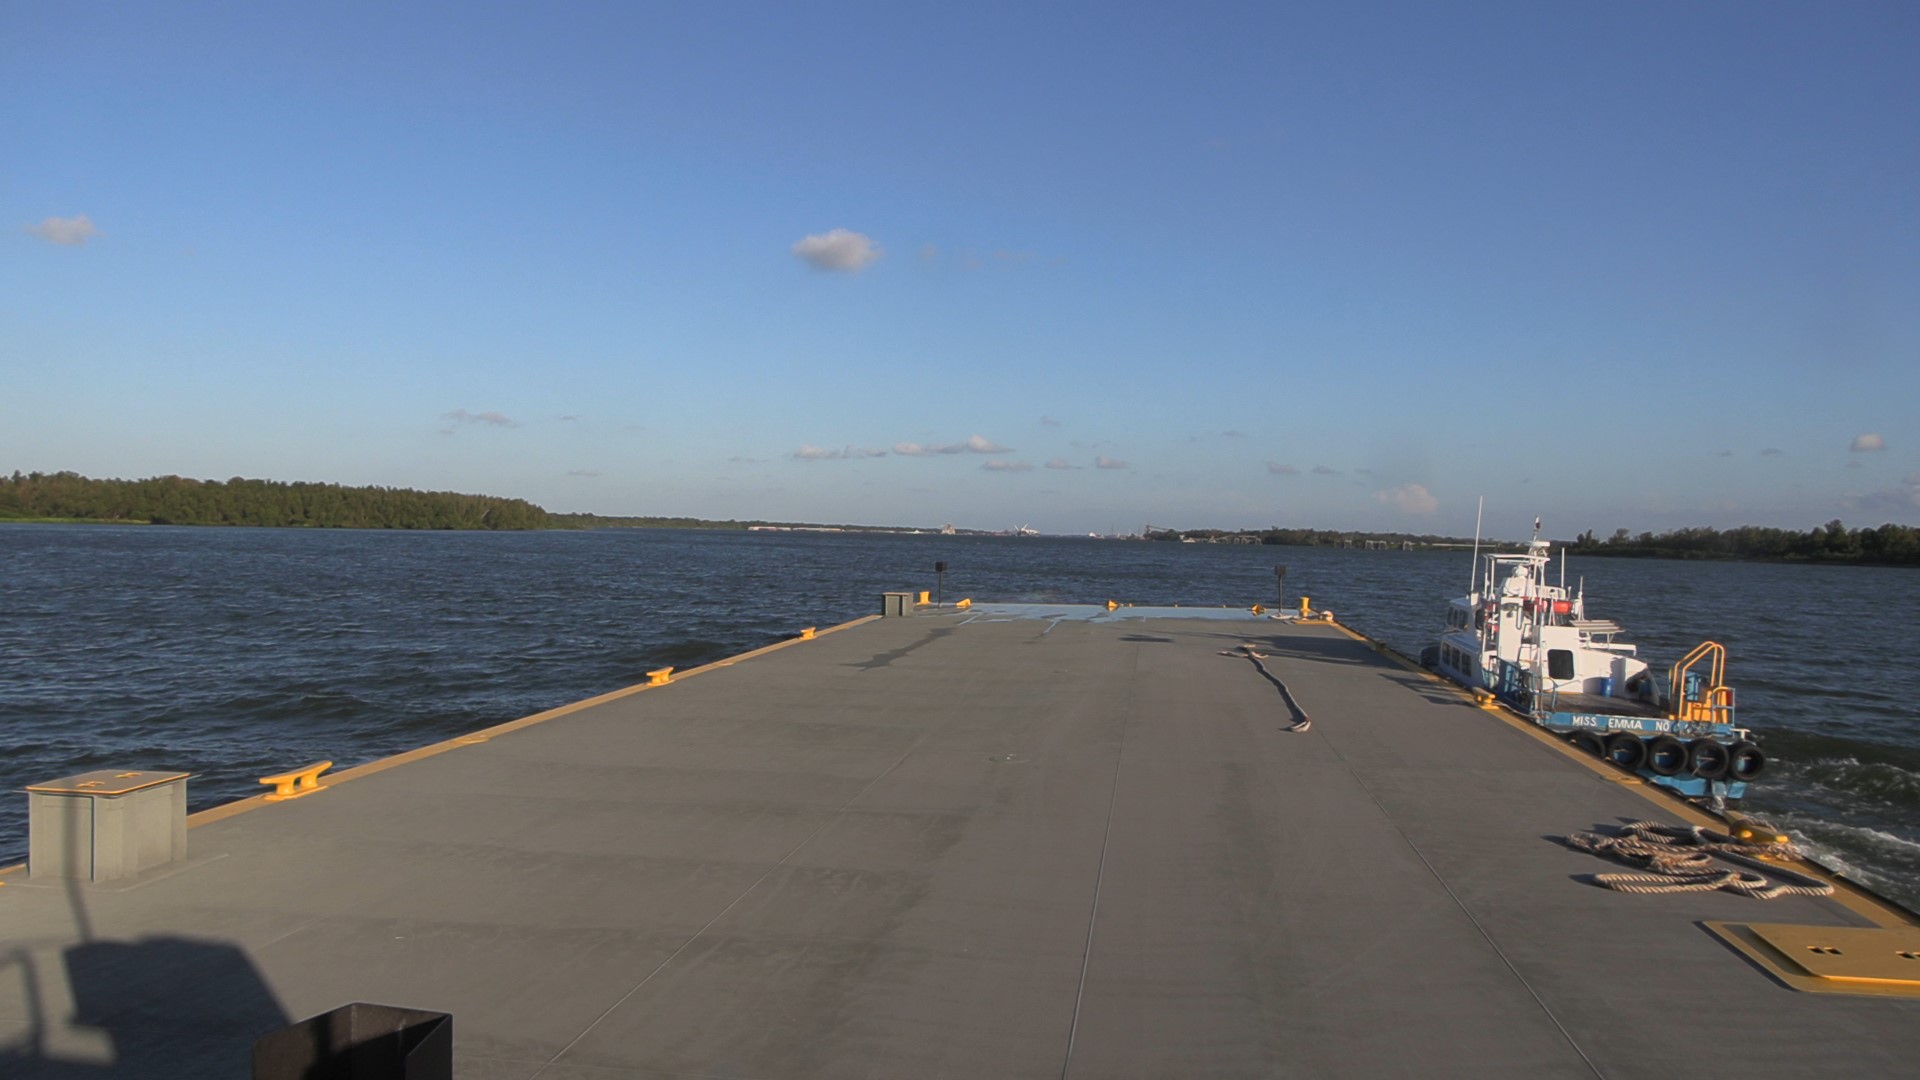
[4,605,1917,1077]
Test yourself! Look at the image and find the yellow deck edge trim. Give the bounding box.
[1313,615,1917,931]
[169,612,882,831]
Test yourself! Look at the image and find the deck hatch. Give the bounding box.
[1747,923,1920,985]
[1707,922,1920,996]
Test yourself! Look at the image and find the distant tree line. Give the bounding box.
[1,471,550,530]
[1566,520,1919,566]
[1150,521,1918,566]
[1149,526,1493,549]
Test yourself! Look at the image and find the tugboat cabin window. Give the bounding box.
[1547,649,1575,680]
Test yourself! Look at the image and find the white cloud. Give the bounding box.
[894,434,1010,456]
[1375,483,1439,515]
[444,409,516,428]
[982,460,1032,472]
[25,214,98,246]
[1846,474,1920,512]
[1852,433,1887,452]
[1265,461,1298,475]
[1095,456,1129,470]
[959,434,1008,454]
[792,229,882,272]
[792,444,888,460]
[1311,465,1339,475]
[1045,458,1079,470]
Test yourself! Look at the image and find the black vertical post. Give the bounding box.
[935,561,947,608]
[1273,565,1287,610]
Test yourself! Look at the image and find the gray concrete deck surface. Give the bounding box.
[3,608,1916,1078]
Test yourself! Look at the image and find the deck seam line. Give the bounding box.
[1058,682,1129,1080]
[1311,708,1607,1080]
[531,647,967,1079]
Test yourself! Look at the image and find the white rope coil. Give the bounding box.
[1565,820,1832,899]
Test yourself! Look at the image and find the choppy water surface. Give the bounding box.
[3,525,1916,908]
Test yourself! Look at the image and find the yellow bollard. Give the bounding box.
[917,591,930,606]
[260,761,332,801]
[800,627,816,640]
[1251,604,1265,615]
[956,598,972,610]
[647,667,674,686]
[1105,599,1118,611]
[1299,596,1312,618]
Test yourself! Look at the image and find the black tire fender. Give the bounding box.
[1604,731,1648,771]
[1644,735,1687,777]
[1570,731,1607,758]
[1728,741,1767,782]
[1686,739,1732,780]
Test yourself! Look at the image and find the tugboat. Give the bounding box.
[1421,520,1765,806]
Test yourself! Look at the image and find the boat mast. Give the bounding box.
[1468,496,1483,597]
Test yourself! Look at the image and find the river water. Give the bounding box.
[3,524,1916,909]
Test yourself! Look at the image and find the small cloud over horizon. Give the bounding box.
[25,214,98,246]
[894,434,1011,456]
[792,229,882,273]
[1852,433,1887,452]
[1760,448,1784,456]
[1040,415,1062,427]
[1375,483,1439,515]
[1266,461,1298,475]
[1311,465,1339,475]
[1846,473,1920,512]
[792,444,888,460]
[1095,456,1129,470]
[444,409,516,428]
[1045,458,1079,470]
[982,460,1033,472]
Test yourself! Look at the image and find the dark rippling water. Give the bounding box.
[4,524,1916,909]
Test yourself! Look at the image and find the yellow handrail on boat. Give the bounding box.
[1669,641,1733,724]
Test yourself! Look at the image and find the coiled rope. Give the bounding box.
[1564,821,1832,899]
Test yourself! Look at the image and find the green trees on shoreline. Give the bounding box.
[1564,520,1918,566]
[6,471,1916,564]
[1,472,549,530]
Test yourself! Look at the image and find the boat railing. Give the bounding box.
[1668,641,1734,725]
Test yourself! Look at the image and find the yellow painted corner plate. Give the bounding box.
[1707,921,1920,996]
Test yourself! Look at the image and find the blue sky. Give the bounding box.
[5,1,1916,537]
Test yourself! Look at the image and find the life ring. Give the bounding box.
[1728,741,1767,781]
[1643,735,1687,777]
[1604,732,1648,771]
[1686,739,1731,780]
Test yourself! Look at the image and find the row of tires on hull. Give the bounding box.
[1568,730,1766,781]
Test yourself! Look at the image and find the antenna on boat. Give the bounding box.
[1468,496,1484,596]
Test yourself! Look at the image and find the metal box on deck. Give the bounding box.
[26,769,189,882]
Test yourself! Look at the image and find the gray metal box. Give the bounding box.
[27,770,189,881]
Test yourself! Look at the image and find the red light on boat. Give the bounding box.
[1552,600,1572,615]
